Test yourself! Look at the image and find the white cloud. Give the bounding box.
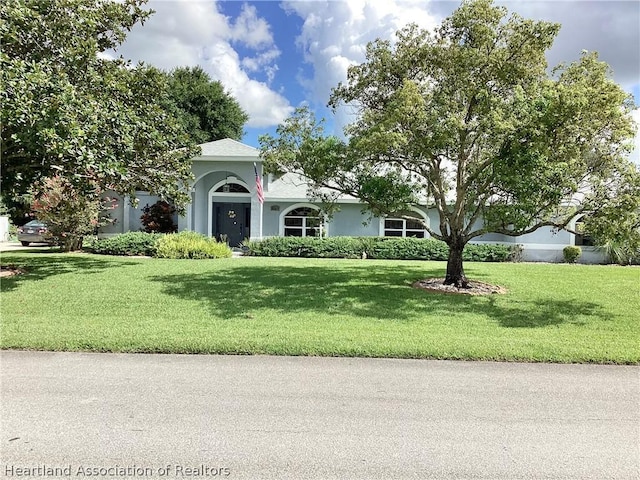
[204,42,292,127]
[228,3,274,49]
[282,0,439,135]
[241,48,281,73]
[114,0,292,128]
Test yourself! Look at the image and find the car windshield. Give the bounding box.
[23,220,46,228]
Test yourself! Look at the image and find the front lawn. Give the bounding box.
[1,252,638,363]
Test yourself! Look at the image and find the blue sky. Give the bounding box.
[114,0,640,162]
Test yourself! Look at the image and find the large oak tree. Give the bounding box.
[260,0,638,286]
[1,0,199,214]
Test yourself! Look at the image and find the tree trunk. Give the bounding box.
[444,238,470,288]
[59,236,83,252]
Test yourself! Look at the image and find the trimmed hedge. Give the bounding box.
[90,232,163,256]
[244,236,515,262]
[155,231,232,259]
[563,245,581,263]
[90,231,232,259]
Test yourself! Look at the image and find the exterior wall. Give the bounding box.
[514,226,571,245]
[129,193,161,232]
[468,226,607,263]
[100,193,124,236]
[261,202,285,237]
[326,204,379,237]
[100,192,173,236]
[189,160,262,239]
[96,147,609,263]
[580,247,607,264]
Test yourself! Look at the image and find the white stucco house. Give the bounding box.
[101,138,605,263]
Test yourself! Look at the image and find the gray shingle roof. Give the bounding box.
[266,173,359,201]
[199,138,259,158]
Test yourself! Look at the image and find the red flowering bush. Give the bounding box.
[141,200,177,233]
[30,176,116,251]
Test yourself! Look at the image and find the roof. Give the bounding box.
[266,172,359,202]
[198,138,259,158]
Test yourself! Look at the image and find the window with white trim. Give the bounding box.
[284,207,324,237]
[574,218,594,246]
[383,214,427,238]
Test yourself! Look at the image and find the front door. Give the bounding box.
[213,203,250,247]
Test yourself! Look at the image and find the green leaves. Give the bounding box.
[164,66,248,144]
[30,175,115,251]
[261,0,638,277]
[1,0,198,212]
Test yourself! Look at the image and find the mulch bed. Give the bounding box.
[0,265,25,278]
[413,277,507,296]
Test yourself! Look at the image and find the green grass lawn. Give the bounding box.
[1,251,638,363]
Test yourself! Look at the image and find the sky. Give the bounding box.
[112,0,640,162]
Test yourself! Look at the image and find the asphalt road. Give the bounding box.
[1,351,638,479]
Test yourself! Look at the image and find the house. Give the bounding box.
[102,138,606,263]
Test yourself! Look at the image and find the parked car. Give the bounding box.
[17,220,50,246]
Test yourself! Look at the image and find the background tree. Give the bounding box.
[260,0,638,287]
[165,66,248,144]
[579,174,640,265]
[1,0,199,219]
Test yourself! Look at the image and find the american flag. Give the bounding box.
[254,163,264,204]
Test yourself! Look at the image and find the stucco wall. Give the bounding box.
[326,204,380,237]
[129,193,162,232]
[100,152,607,263]
[99,193,124,235]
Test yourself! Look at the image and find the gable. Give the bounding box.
[198,138,259,159]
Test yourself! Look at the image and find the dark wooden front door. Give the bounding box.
[213,203,250,247]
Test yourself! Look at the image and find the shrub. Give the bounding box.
[245,236,516,262]
[369,237,450,260]
[462,242,513,262]
[245,236,364,258]
[30,175,116,251]
[141,200,177,233]
[563,245,582,263]
[90,232,163,256]
[155,231,232,259]
[600,240,640,266]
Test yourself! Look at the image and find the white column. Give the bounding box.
[185,189,194,231]
[259,200,263,239]
[123,195,130,233]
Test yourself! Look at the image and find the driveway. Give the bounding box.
[0,241,53,252]
[1,351,638,479]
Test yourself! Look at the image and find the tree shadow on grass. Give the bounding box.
[0,252,140,293]
[149,263,609,327]
[483,297,607,328]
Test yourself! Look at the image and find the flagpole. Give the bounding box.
[254,162,264,239]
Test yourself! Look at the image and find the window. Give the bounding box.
[215,183,249,193]
[574,219,594,246]
[283,207,324,237]
[383,213,427,238]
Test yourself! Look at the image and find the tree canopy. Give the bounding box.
[260,0,639,286]
[165,66,248,144]
[1,0,199,212]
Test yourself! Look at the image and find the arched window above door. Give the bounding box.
[215,183,249,194]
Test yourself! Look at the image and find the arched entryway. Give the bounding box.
[209,179,251,246]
